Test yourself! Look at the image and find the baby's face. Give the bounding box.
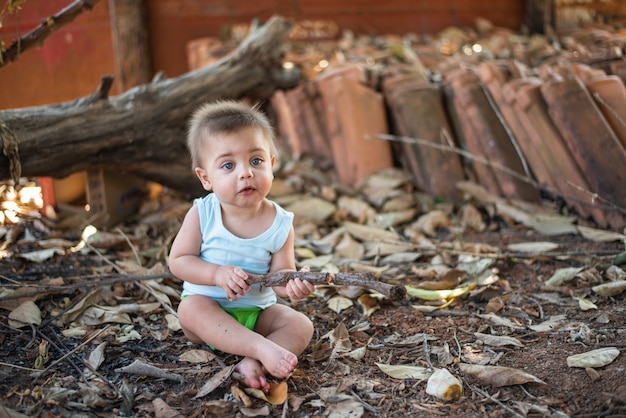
[195,126,275,208]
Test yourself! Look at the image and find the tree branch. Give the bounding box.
[1,0,102,68]
[248,271,406,301]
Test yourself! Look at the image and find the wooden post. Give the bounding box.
[524,0,554,35]
[108,0,152,91]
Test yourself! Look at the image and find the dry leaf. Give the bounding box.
[334,233,364,260]
[376,363,432,380]
[344,221,400,242]
[592,280,626,297]
[576,297,598,311]
[243,381,288,405]
[426,368,463,401]
[194,365,235,398]
[327,295,353,313]
[152,397,182,418]
[18,248,62,263]
[8,300,42,328]
[286,197,336,221]
[412,210,451,236]
[507,241,559,253]
[474,332,524,347]
[567,347,620,368]
[528,315,567,332]
[577,225,626,242]
[178,349,216,364]
[406,284,474,301]
[357,294,379,317]
[458,363,546,386]
[544,267,584,287]
[86,342,107,371]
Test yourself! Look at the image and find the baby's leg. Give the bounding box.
[255,303,314,357]
[234,304,313,391]
[177,296,298,389]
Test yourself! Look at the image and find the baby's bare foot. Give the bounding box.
[235,357,269,393]
[258,343,298,379]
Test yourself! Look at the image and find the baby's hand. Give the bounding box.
[284,266,315,301]
[215,265,250,301]
[284,278,315,301]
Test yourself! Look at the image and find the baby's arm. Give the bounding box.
[168,205,250,300]
[269,226,315,300]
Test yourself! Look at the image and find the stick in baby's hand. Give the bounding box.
[248,271,406,301]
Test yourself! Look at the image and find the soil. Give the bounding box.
[0,167,625,418]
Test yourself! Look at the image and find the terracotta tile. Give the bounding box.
[505,78,611,225]
[541,77,626,213]
[383,73,465,201]
[443,68,540,201]
[316,65,393,187]
[586,75,626,151]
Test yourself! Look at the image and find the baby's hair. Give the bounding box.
[187,100,277,169]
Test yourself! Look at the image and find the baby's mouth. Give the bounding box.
[239,186,256,194]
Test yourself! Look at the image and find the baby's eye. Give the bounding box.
[221,162,234,170]
[251,158,263,166]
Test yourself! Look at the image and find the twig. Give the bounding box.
[0,272,176,302]
[465,381,525,418]
[1,0,102,68]
[371,133,626,214]
[248,271,406,301]
[423,334,434,371]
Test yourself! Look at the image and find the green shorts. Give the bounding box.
[180,294,262,330]
[223,307,262,331]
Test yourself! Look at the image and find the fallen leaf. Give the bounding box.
[577,225,626,242]
[592,280,626,297]
[406,285,474,301]
[474,332,524,347]
[286,197,336,221]
[86,342,107,370]
[344,221,400,242]
[152,397,182,418]
[244,381,288,405]
[412,210,451,236]
[528,315,568,332]
[8,300,42,328]
[194,365,235,398]
[458,363,546,387]
[576,297,598,311]
[18,248,62,263]
[327,295,354,313]
[507,241,559,253]
[357,294,379,317]
[334,233,364,260]
[376,363,432,380]
[567,347,620,368]
[178,349,216,364]
[544,267,585,287]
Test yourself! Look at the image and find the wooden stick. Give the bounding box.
[248,271,406,301]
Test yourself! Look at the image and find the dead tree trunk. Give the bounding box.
[0,15,301,196]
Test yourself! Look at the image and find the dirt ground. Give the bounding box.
[0,163,625,418]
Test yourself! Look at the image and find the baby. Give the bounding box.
[168,100,315,393]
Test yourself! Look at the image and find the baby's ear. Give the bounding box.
[270,155,276,168]
[194,167,212,191]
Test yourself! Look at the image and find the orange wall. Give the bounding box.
[0,1,115,109]
[0,0,524,110]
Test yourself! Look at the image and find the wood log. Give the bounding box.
[0,15,301,196]
[249,271,406,301]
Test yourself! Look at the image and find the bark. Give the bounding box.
[249,271,407,301]
[0,15,301,196]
